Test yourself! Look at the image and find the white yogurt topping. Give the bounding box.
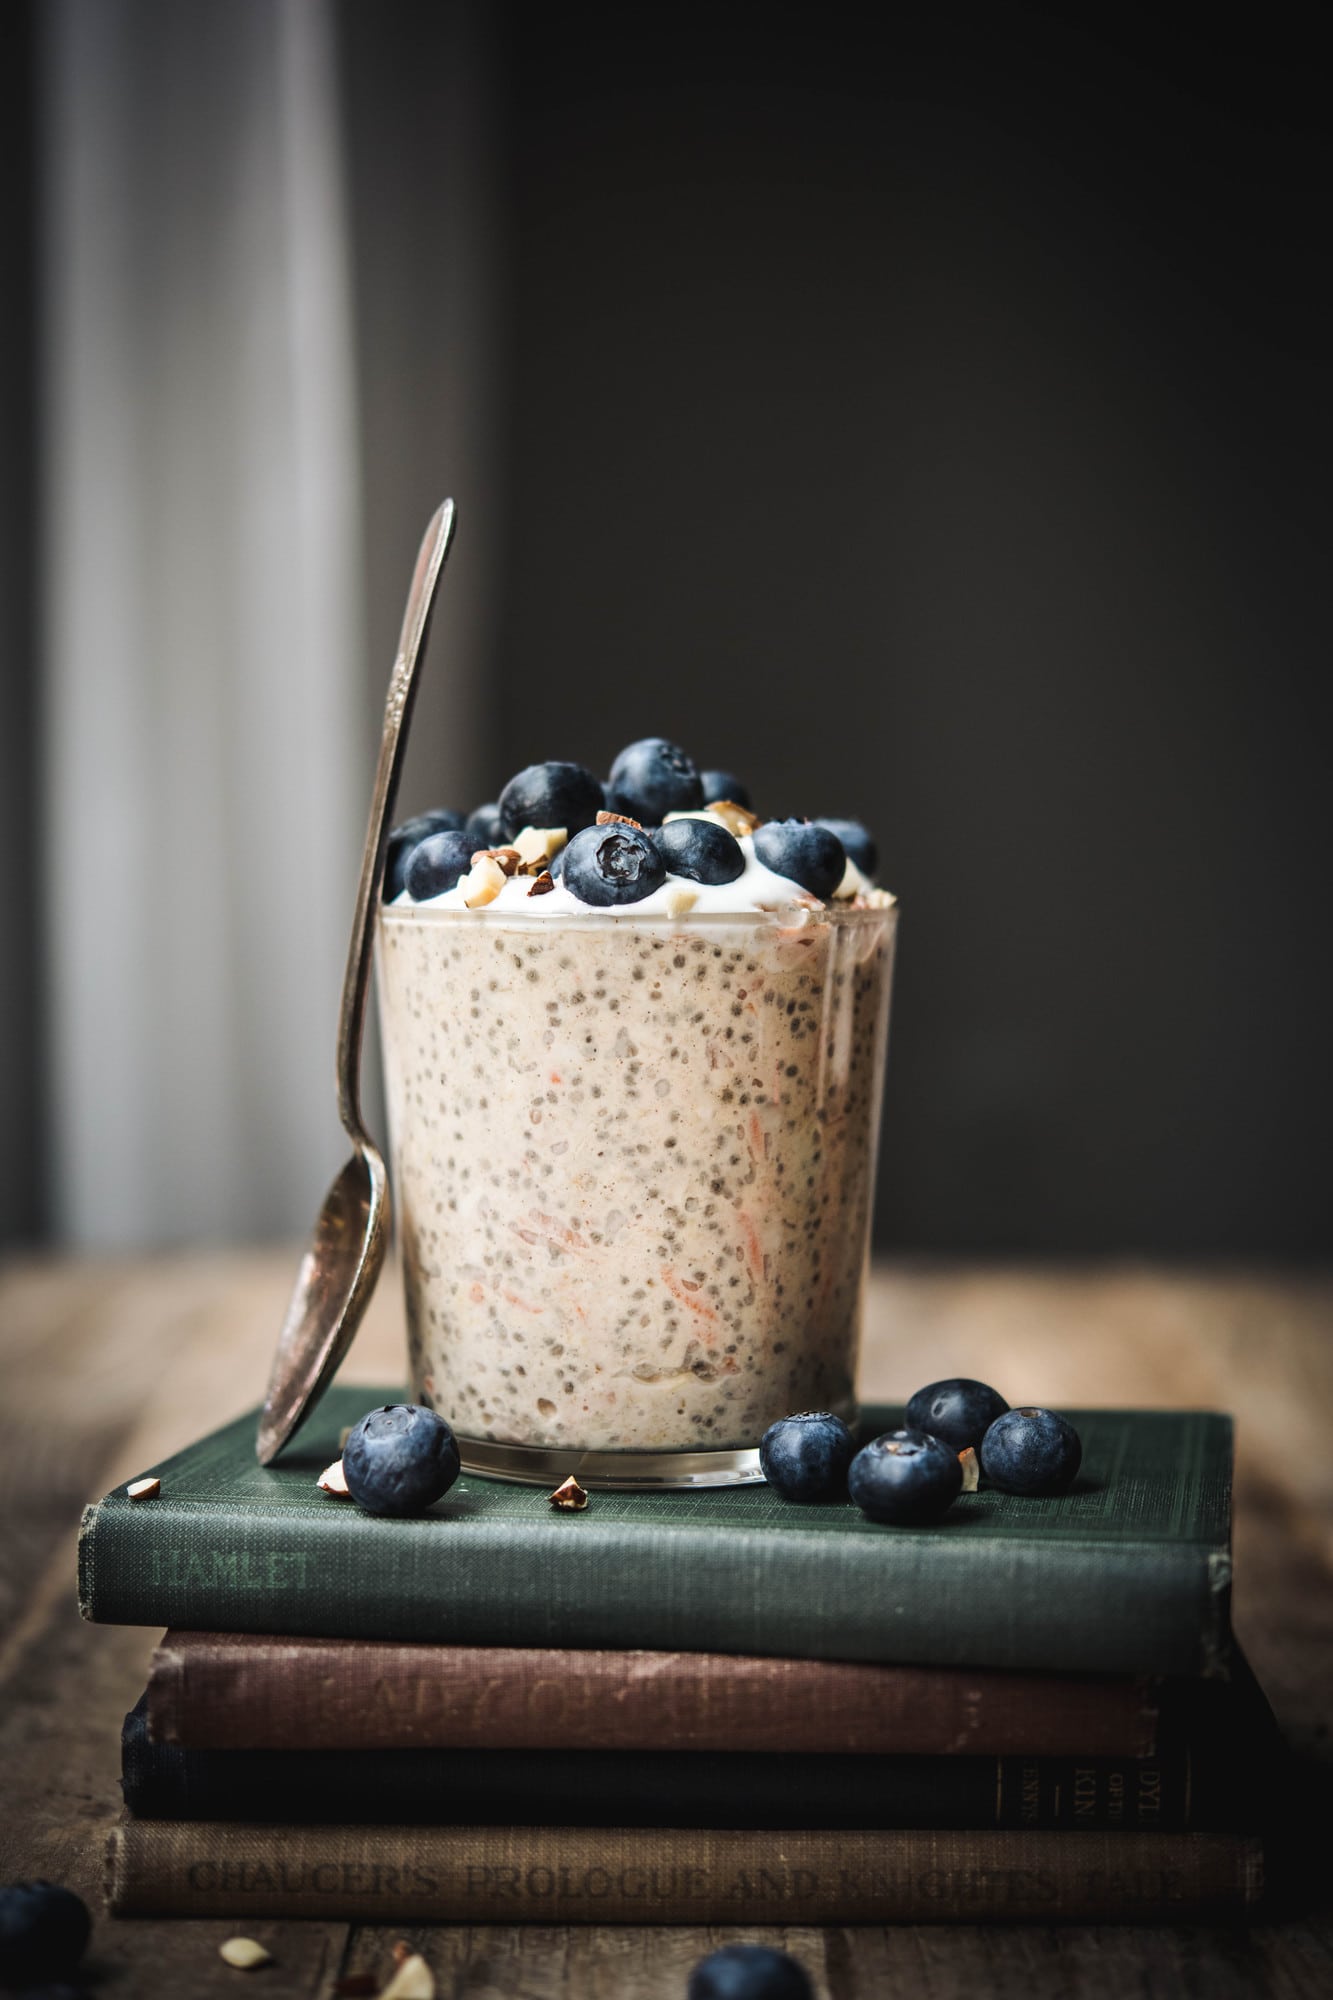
[391,832,894,919]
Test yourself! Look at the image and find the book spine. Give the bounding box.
[105,1822,1264,1923]
[78,1496,1227,1676]
[148,1635,1162,1756]
[122,1717,1230,1832]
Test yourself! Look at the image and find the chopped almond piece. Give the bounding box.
[461,854,507,908]
[513,825,567,867]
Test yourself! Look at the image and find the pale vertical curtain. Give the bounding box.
[41,0,364,1245]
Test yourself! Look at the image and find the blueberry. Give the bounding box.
[383,809,467,900]
[653,818,745,886]
[0,1882,91,1987]
[465,802,506,847]
[980,1408,1082,1495]
[606,737,702,821]
[402,829,476,902]
[759,1412,855,1501]
[562,824,666,907]
[752,819,845,900]
[342,1404,461,1517]
[688,1944,813,2000]
[497,762,604,842]
[904,1377,1009,1452]
[814,816,877,876]
[700,768,752,809]
[848,1428,963,1525]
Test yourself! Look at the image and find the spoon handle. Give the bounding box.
[337,498,457,1141]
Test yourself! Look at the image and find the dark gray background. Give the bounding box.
[409,5,1332,1258]
[6,3,1330,1256]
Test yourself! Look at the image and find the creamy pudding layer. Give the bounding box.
[378,904,896,1452]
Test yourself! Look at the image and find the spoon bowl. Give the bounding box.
[256,1149,388,1466]
[256,499,456,1464]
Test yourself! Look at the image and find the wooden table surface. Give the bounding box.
[2,1252,1331,1998]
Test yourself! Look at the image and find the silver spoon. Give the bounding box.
[256,498,457,1464]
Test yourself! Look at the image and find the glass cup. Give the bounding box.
[376,899,897,1487]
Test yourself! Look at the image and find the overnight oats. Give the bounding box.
[376,739,897,1485]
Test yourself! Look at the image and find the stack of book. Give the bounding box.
[80,1388,1276,1924]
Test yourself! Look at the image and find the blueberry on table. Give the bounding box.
[0,1881,91,1987]
[980,1408,1082,1495]
[759,1411,855,1501]
[464,801,507,847]
[606,736,703,821]
[653,817,745,886]
[814,815,877,876]
[688,1944,813,2000]
[848,1427,963,1525]
[562,823,667,907]
[383,808,467,899]
[402,829,476,902]
[342,1405,461,1517]
[905,1377,1009,1452]
[752,819,846,900]
[497,761,604,842]
[699,768,752,809]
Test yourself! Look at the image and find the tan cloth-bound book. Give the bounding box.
[106,1820,1264,1924]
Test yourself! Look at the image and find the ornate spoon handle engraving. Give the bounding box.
[337,500,456,1141]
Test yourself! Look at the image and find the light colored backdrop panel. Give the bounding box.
[41,0,365,1245]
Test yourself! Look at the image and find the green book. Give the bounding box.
[79,1390,1233,1676]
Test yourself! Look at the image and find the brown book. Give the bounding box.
[105,1820,1263,1923]
[146,1632,1163,1756]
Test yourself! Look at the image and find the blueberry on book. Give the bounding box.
[905,1377,1009,1452]
[0,1881,91,1987]
[653,817,745,886]
[562,824,667,907]
[606,737,703,821]
[981,1408,1083,1495]
[342,1405,461,1517]
[700,768,752,809]
[752,819,845,900]
[848,1427,963,1525]
[402,829,476,902]
[497,761,604,842]
[759,1412,854,1501]
[383,808,467,899]
[814,815,877,876]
